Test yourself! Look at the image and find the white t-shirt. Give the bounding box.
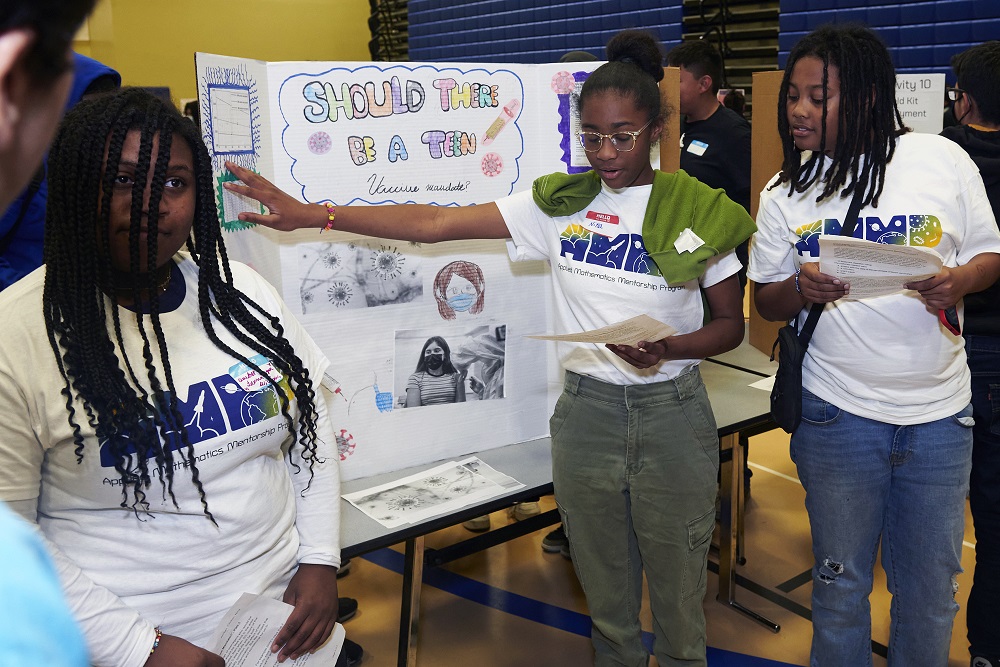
[497,181,741,385]
[0,255,340,667]
[748,132,1000,424]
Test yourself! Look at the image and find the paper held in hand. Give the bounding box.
[209,593,345,666]
[817,236,943,299]
[525,314,677,345]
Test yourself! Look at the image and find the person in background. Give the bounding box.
[722,88,746,117]
[749,24,1000,666]
[0,52,120,291]
[0,88,351,667]
[0,0,97,664]
[667,39,752,290]
[225,28,753,666]
[940,40,1000,667]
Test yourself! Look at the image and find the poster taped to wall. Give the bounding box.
[195,54,605,480]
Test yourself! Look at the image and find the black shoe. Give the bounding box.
[337,597,358,623]
[337,558,352,578]
[343,638,364,666]
[541,526,568,553]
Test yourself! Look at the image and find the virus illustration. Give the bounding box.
[481,152,503,177]
[387,494,423,512]
[301,291,315,305]
[335,429,356,461]
[370,246,404,280]
[327,281,353,307]
[424,476,448,487]
[322,251,343,271]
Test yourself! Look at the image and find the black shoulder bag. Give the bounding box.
[769,183,866,433]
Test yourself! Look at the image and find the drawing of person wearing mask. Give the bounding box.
[405,336,466,407]
[433,261,485,320]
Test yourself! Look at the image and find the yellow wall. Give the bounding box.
[74,0,371,106]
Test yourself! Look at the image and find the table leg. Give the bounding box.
[718,432,780,633]
[397,536,425,667]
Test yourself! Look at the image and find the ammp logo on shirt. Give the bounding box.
[795,213,942,257]
[98,354,290,467]
[558,222,660,276]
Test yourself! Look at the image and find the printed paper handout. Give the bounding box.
[818,236,943,299]
[342,457,523,528]
[209,593,345,666]
[525,314,677,345]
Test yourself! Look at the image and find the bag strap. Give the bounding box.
[795,179,868,347]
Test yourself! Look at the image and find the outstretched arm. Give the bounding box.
[224,162,511,243]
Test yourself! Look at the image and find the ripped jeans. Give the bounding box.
[791,389,973,667]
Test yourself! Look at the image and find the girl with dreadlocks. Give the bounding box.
[749,24,1000,665]
[0,88,343,667]
[226,28,756,667]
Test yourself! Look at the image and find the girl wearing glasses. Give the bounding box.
[226,29,754,666]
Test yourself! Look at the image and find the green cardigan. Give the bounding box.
[532,169,756,285]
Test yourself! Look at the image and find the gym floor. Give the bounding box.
[334,425,978,666]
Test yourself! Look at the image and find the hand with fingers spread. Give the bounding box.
[797,261,849,303]
[224,161,325,231]
[272,564,340,663]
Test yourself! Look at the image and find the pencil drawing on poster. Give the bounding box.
[292,240,423,314]
[351,463,496,524]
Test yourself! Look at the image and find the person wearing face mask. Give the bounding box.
[405,336,467,407]
[433,260,485,320]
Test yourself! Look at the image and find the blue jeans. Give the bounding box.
[791,388,973,667]
[966,334,1000,658]
[550,368,718,667]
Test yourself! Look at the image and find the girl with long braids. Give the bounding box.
[226,28,755,666]
[0,88,344,667]
[749,24,1000,665]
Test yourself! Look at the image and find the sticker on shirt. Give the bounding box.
[580,210,620,237]
[229,355,283,393]
[686,140,708,156]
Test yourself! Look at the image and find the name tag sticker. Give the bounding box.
[674,228,706,254]
[229,357,282,393]
[581,210,620,237]
[686,139,708,156]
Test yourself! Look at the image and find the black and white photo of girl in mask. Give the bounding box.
[405,336,466,407]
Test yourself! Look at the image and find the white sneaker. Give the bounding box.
[973,658,996,667]
[509,501,541,521]
[462,515,491,532]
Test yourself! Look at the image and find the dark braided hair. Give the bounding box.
[776,23,909,207]
[579,29,670,126]
[44,87,323,521]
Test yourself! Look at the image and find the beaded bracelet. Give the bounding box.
[150,627,162,656]
[320,202,336,233]
[794,267,802,294]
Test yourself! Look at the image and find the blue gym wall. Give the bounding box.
[410,0,999,84]
[779,0,1000,80]
[407,0,683,64]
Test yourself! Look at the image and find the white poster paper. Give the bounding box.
[195,55,605,479]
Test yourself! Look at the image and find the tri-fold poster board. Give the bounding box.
[195,53,671,480]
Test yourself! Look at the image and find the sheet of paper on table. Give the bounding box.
[525,314,677,345]
[342,457,523,529]
[818,236,942,300]
[209,593,345,666]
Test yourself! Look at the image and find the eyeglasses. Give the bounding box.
[947,87,965,102]
[577,119,655,153]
